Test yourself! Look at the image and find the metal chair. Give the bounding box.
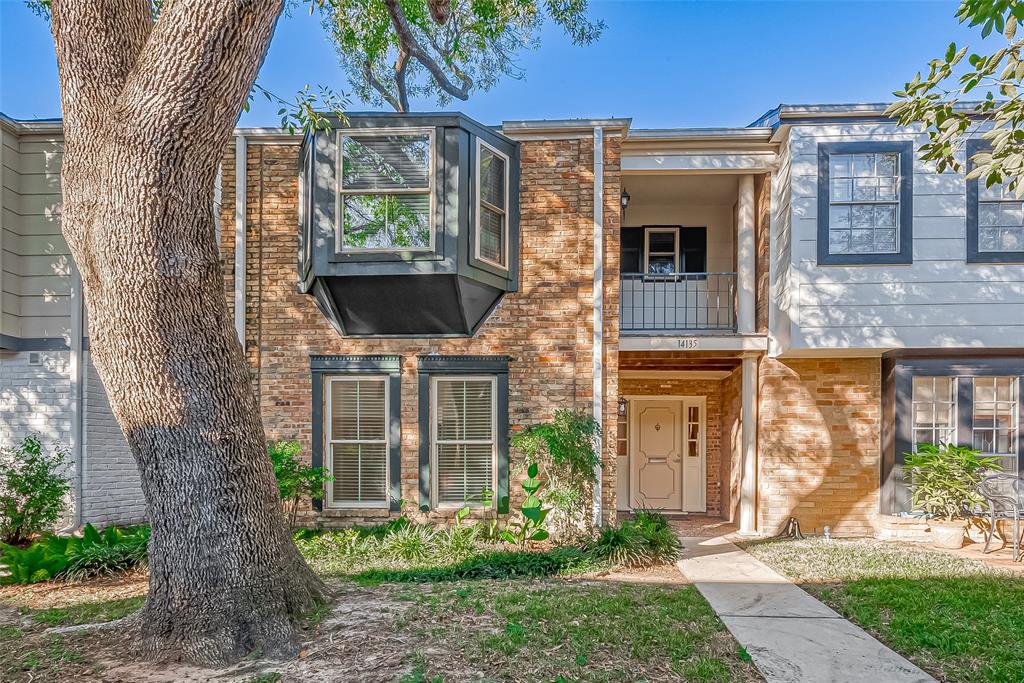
[978,473,1024,561]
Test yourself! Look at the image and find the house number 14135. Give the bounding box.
[677,338,699,350]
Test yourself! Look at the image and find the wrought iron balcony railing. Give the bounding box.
[620,272,737,333]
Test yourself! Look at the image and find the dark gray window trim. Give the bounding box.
[966,138,1024,263]
[817,140,914,266]
[883,356,1024,514]
[417,355,510,513]
[0,335,73,351]
[310,354,403,512]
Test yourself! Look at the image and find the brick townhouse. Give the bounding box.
[3,104,1023,537]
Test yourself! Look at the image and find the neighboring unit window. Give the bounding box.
[432,376,496,507]
[817,141,913,265]
[968,138,1024,263]
[827,152,899,255]
[972,376,1018,470]
[912,376,957,448]
[327,377,388,507]
[476,141,510,268]
[645,227,679,274]
[338,129,433,251]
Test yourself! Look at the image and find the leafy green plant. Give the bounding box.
[0,435,71,545]
[588,511,680,568]
[511,410,601,540]
[268,440,332,528]
[500,463,551,547]
[904,443,1001,521]
[0,523,150,584]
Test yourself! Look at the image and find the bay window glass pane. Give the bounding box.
[480,149,506,210]
[341,133,430,190]
[343,194,430,249]
[479,207,505,264]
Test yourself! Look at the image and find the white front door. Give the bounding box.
[630,398,706,512]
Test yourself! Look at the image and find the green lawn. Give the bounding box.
[395,579,760,682]
[744,538,1024,683]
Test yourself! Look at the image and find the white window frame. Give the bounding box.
[335,126,435,253]
[643,227,679,275]
[826,151,901,256]
[325,375,390,509]
[911,376,958,450]
[430,374,498,509]
[972,376,1019,460]
[474,138,510,270]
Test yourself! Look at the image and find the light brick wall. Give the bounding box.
[221,134,622,526]
[720,367,742,523]
[757,357,881,536]
[81,353,146,527]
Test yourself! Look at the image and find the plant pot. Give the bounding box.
[929,519,968,549]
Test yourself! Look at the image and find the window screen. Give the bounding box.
[433,377,496,506]
[328,377,388,506]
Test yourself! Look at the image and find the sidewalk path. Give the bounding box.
[677,536,935,683]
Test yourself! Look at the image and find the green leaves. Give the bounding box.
[904,443,1001,521]
[0,435,71,546]
[268,440,333,527]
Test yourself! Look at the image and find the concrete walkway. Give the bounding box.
[677,536,935,683]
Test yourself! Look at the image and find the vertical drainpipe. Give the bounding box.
[68,268,84,530]
[234,135,247,348]
[592,127,604,528]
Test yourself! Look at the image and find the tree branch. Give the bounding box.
[394,48,411,113]
[381,0,473,102]
[363,60,402,112]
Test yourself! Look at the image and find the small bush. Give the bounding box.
[268,440,331,528]
[0,436,71,545]
[0,523,149,584]
[588,512,680,568]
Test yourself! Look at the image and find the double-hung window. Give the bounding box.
[972,376,1019,471]
[418,355,510,512]
[338,128,433,251]
[911,376,957,448]
[817,141,913,265]
[966,138,1024,263]
[326,377,389,507]
[432,376,496,506]
[644,227,679,275]
[476,140,510,269]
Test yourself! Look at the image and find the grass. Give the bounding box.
[30,595,144,627]
[744,537,1024,683]
[396,580,761,682]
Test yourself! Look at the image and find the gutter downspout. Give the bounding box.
[234,136,247,347]
[67,269,84,530]
[592,127,604,528]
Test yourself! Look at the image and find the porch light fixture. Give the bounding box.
[620,190,630,210]
[618,397,628,416]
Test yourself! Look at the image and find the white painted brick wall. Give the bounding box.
[82,352,146,527]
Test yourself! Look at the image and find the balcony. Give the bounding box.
[621,272,736,333]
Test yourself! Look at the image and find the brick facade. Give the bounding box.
[221,134,622,525]
[757,357,882,536]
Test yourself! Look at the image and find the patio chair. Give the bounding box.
[977,473,1024,561]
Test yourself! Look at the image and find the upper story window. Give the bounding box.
[817,141,913,266]
[629,226,707,275]
[645,227,678,274]
[476,140,510,269]
[338,128,433,251]
[966,139,1024,263]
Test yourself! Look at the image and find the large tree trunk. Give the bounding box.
[50,0,324,664]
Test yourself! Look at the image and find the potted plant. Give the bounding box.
[904,443,1000,549]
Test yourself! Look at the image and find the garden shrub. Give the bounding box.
[268,440,331,528]
[588,511,681,568]
[510,409,601,541]
[0,435,71,545]
[0,523,149,584]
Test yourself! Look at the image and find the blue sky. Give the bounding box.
[0,0,994,129]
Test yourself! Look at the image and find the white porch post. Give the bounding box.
[739,352,759,533]
[736,174,755,335]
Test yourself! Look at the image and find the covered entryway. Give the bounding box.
[629,397,706,512]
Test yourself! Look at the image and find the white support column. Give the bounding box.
[739,353,759,534]
[592,127,604,528]
[736,174,756,335]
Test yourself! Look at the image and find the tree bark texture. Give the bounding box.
[50,0,324,664]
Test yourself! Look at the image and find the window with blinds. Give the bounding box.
[475,140,509,268]
[432,376,496,506]
[338,129,433,251]
[327,377,389,507]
